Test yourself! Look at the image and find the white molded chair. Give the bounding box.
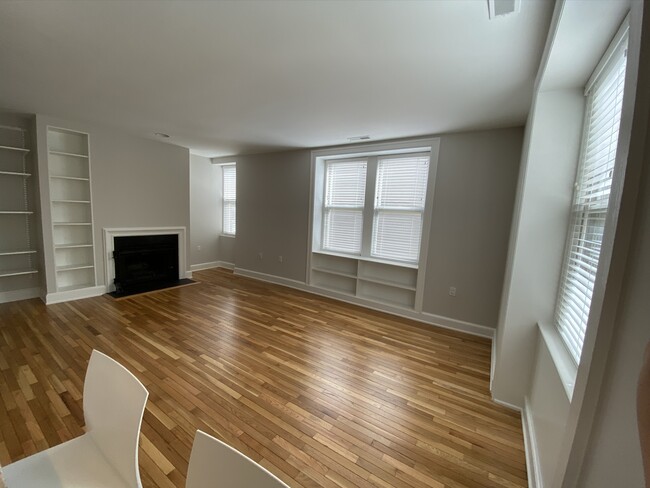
[4,350,149,488]
[186,430,290,488]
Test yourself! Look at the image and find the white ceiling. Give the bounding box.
[0,0,553,157]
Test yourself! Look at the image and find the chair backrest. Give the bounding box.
[186,430,290,488]
[83,349,149,488]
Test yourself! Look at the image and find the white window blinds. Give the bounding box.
[222,165,236,235]
[372,156,430,263]
[323,160,367,254]
[555,29,628,363]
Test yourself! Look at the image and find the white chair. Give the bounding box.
[186,430,290,488]
[4,350,149,488]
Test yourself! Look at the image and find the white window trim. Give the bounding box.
[308,138,440,306]
[554,19,630,365]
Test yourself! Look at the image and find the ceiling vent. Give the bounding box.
[347,135,371,142]
[487,0,521,19]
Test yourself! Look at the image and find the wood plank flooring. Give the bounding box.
[0,268,528,487]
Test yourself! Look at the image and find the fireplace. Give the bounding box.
[113,234,179,294]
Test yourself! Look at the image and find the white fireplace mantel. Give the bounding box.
[103,226,190,293]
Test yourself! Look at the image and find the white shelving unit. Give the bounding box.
[47,127,96,293]
[310,252,419,310]
[0,125,39,300]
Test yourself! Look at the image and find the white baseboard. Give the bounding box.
[234,268,309,291]
[0,287,41,304]
[420,311,495,339]
[190,261,235,272]
[522,397,542,488]
[233,267,495,340]
[185,271,193,279]
[45,285,106,305]
[491,396,522,412]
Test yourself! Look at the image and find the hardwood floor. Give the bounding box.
[0,268,527,487]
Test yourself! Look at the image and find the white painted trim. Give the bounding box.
[491,396,522,412]
[420,311,494,339]
[522,397,542,488]
[102,227,188,293]
[490,330,497,391]
[190,261,235,272]
[538,322,576,401]
[234,268,308,291]
[234,267,495,339]
[191,261,220,271]
[45,285,106,304]
[0,287,41,304]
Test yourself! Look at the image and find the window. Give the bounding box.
[316,142,436,266]
[555,27,628,363]
[372,155,429,262]
[222,164,236,236]
[323,160,367,254]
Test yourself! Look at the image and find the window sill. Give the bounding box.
[313,249,419,269]
[220,234,236,239]
[538,321,577,402]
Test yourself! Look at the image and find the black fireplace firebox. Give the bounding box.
[113,234,179,295]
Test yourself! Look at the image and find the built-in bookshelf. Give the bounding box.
[0,124,39,301]
[310,251,419,310]
[47,127,96,293]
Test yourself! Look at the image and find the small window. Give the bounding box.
[222,164,236,236]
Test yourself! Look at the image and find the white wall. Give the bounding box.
[527,334,571,486]
[492,89,584,406]
[190,154,220,267]
[35,114,190,292]
[494,1,650,486]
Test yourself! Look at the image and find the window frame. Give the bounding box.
[310,139,440,271]
[221,163,236,237]
[321,158,368,255]
[554,24,629,365]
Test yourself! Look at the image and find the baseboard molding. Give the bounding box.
[45,285,106,305]
[0,287,41,304]
[233,267,495,339]
[522,397,542,488]
[190,261,235,272]
[234,268,309,291]
[491,396,522,412]
[190,261,219,271]
[420,311,495,339]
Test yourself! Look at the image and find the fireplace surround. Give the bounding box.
[103,227,189,295]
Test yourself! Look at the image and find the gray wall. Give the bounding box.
[190,154,220,266]
[35,114,190,291]
[222,127,522,328]
[234,149,311,282]
[422,128,522,327]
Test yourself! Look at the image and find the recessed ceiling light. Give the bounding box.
[347,135,371,142]
[154,132,170,139]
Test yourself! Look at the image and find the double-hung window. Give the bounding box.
[222,164,236,236]
[316,142,436,266]
[554,26,628,363]
[323,160,367,254]
[372,155,429,263]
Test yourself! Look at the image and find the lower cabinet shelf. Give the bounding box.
[0,268,38,278]
[310,252,419,311]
